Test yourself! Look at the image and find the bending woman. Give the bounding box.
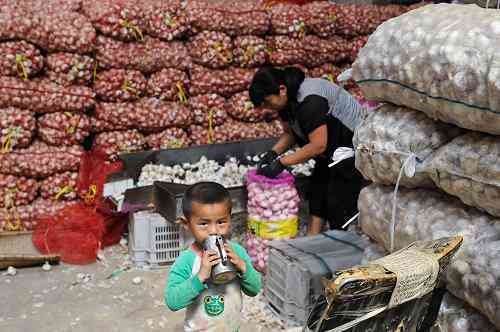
[249,66,367,235]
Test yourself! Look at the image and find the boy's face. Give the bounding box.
[185,201,231,245]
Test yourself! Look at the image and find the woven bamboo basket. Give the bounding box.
[0,231,60,270]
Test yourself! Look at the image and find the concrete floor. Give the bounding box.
[0,244,278,332]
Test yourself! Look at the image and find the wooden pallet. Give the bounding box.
[0,231,60,270]
[306,236,463,332]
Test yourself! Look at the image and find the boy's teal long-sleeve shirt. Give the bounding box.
[164,242,261,331]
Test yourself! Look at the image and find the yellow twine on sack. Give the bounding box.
[1,127,20,153]
[4,208,22,232]
[64,112,77,135]
[122,80,139,96]
[83,184,97,205]
[327,73,335,83]
[166,138,183,149]
[244,101,254,113]
[3,187,18,209]
[329,14,337,22]
[122,20,144,42]
[163,13,177,28]
[176,82,188,104]
[213,42,233,64]
[93,61,99,83]
[263,0,278,10]
[297,22,306,40]
[207,109,215,144]
[15,54,29,80]
[243,46,256,65]
[54,186,74,201]
[265,46,274,58]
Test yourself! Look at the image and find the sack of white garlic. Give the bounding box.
[352,4,500,135]
[428,132,500,218]
[432,293,496,332]
[353,104,462,188]
[358,183,500,329]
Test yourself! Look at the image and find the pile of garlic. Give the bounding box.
[138,150,315,188]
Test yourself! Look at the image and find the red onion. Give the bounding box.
[188,119,283,146]
[37,112,91,146]
[303,1,338,38]
[233,35,267,68]
[0,141,83,178]
[0,41,43,79]
[92,98,193,132]
[335,4,406,38]
[266,36,307,66]
[303,35,349,67]
[268,3,308,39]
[0,198,78,232]
[348,35,369,63]
[188,31,233,69]
[146,127,190,150]
[46,53,95,87]
[93,129,146,161]
[0,0,82,15]
[186,0,269,36]
[94,69,146,102]
[146,68,190,102]
[189,65,256,97]
[227,91,277,123]
[96,35,191,74]
[336,4,364,37]
[0,107,35,150]
[189,94,228,128]
[82,0,147,42]
[0,76,95,113]
[39,171,78,201]
[0,174,39,208]
[144,0,190,41]
[188,124,228,146]
[0,11,96,54]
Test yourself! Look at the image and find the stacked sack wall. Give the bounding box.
[351,4,500,329]
[0,0,418,234]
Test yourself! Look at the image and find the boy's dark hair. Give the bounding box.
[249,66,305,107]
[182,182,232,219]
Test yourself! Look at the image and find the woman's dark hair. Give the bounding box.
[182,182,232,218]
[249,66,305,107]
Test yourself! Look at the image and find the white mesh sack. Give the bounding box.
[352,4,500,135]
[358,184,500,329]
[429,131,500,218]
[353,104,462,188]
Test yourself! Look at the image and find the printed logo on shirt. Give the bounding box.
[203,295,224,317]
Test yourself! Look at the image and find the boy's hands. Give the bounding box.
[197,250,221,283]
[224,244,247,275]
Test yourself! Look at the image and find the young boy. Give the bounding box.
[165,182,262,332]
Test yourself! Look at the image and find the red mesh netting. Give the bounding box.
[32,149,127,264]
